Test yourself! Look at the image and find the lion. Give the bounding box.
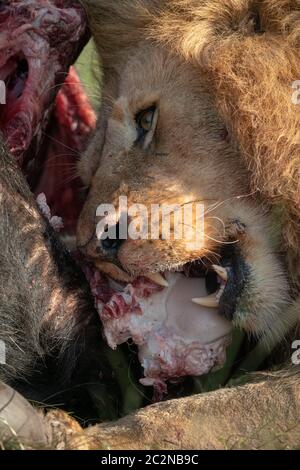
[74,0,300,449]
[78,0,299,345]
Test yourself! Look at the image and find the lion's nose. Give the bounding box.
[100,222,124,253]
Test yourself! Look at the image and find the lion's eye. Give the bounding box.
[135,105,156,142]
[137,108,154,131]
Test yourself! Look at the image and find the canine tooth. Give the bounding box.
[192,295,219,308]
[211,264,228,282]
[146,272,169,287]
[95,261,133,283]
[216,284,225,301]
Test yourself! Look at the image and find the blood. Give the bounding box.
[0,0,89,162]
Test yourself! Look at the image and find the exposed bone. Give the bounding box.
[211,264,228,282]
[192,294,219,308]
[146,272,169,287]
[95,261,133,283]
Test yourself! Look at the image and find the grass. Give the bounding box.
[75,40,102,110]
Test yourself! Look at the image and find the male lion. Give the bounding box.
[78,0,299,346]
[73,0,300,449]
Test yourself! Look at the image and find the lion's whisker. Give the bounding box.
[42,132,81,157]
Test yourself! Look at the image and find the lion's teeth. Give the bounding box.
[146,272,169,287]
[192,294,219,308]
[95,261,133,283]
[216,284,225,301]
[211,264,228,282]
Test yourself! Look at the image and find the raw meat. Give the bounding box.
[0,0,88,162]
[85,268,232,397]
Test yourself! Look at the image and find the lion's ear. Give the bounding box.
[82,0,165,72]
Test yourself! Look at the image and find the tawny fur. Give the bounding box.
[152,0,300,289]
[80,0,300,342]
[84,0,300,281]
